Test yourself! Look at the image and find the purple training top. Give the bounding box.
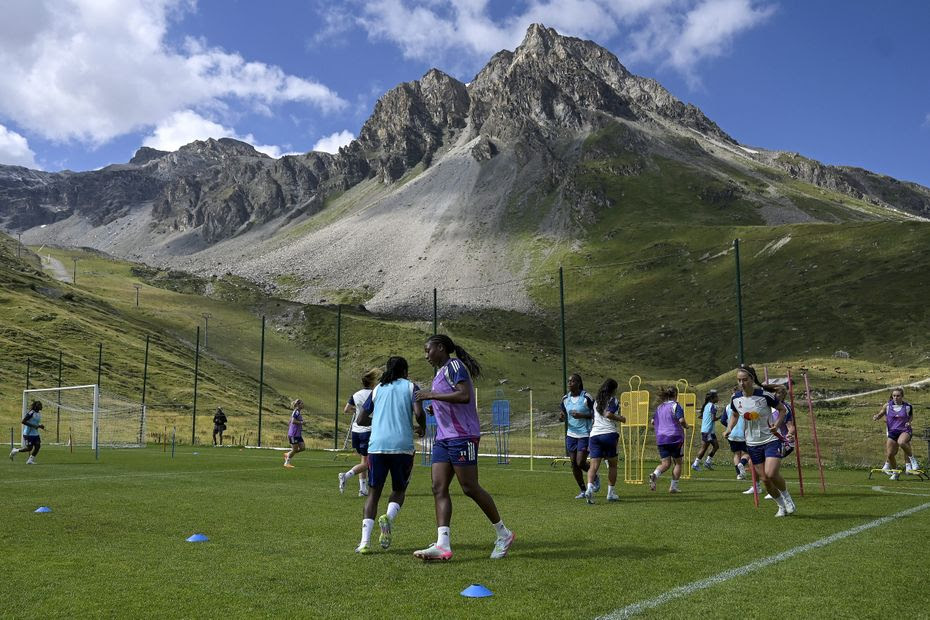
[886,401,913,433]
[431,358,481,441]
[287,409,303,437]
[653,400,685,445]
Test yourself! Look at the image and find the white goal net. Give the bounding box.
[23,384,147,449]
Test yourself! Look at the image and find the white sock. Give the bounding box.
[344,470,356,479]
[607,485,616,495]
[493,520,510,538]
[773,493,786,508]
[782,490,793,503]
[692,458,699,466]
[437,526,451,549]
[653,469,662,478]
[586,482,595,493]
[705,457,712,465]
[883,461,891,470]
[670,480,679,490]
[361,518,374,545]
[386,501,401,521]
[359,478,367,491]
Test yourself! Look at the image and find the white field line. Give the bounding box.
[598,500,930,620]
[871,485,930,497]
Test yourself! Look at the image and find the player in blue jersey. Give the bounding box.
[559,373,598,498]
[413,334,514,562]
[692,390,719,471]
[353,357,425,554]
[11,401,45,464]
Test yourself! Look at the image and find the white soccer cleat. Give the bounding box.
[584,487,595,504]
[355,543,373,555]
[338,472,347,493]
[358,489,369,497]
[26,457,35,465]
[592,474,601,493]
[490,531,515,559]
[691,462,701,472]
[704,462,714,470]
[890,472,900,481]
[574,491,586,499]
[736,473,745,481]
[784,497,797,515]
[742,486,758,495]
[414,543,453,562]
[648,472,657,492]
[9,448,16,461]
[764,493,773,500]
[774,506,787,517]
[606,492,620,502]
[669,487,681,494]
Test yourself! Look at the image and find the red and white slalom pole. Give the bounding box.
[786,368,805,497]
[803,372,826,493]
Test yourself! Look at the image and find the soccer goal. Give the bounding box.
[23,384,147,449]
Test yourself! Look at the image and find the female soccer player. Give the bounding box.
[584,378,625,504]
[873,388,919,479]
[283,398,306,468]
[353,357,425,554]
[10,401,45,464]
[339,367,382,496]
[725,364,796,516]
[413,334,514,561]
[692,390,719,471]
[721,395,751,483]
[648,386,688,493]
[559,373,597,498]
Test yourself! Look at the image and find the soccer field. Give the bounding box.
[2,445,928,618]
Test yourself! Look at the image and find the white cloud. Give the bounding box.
[335,0,772,85]
[312,130,356,153]
[143,110,296,158]
[923,113,930,129]
[0,0,347,146]
[0,124,40,168]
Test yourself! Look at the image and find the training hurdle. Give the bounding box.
[868,468,929,481]
[677,379,697,480]
[621,375,650,484]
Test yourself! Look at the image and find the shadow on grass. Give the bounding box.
[446,540,675,562]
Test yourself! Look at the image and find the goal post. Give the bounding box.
[23,384,146,449]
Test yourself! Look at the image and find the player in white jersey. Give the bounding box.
[339,368,382,496]
[726,364,797,517]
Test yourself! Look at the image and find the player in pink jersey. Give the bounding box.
[412,334,514,562]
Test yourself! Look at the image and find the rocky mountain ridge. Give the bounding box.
[3,24,930,312]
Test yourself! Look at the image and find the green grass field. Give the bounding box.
[3,445,929,618]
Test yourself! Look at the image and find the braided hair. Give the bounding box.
[426,334,482,379]
[379,356,409,386]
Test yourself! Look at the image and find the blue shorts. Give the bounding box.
[701,432,717,443]
[368,453,414,492]
[352,431,371,456]
[728,439,748,453]
[888,429,911,441]
[565,436,589,455]
[657,442,683,459]
[432,438,479,467]
[23,435,41,448]
[589,433,619,459]
[747,440,782,465]
[288,434,303,446]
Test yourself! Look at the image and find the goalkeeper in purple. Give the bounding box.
[412,334,515,562]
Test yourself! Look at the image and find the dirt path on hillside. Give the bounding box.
[819,377,930,402]
[43,254,73,283]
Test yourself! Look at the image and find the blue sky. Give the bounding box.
[0,0,927,187]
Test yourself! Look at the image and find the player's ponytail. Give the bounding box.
[428,334,482,379]
[595,378,618,415]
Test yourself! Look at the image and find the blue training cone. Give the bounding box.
[186,533,209,542]
[461,584,493,598]
[34,506,52,513]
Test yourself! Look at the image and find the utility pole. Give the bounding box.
[133,284,141,307]
[17,233,22,258]
[201,313,212,348]
[71,257,79,285]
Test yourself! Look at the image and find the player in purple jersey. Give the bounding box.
[873,387,919,478]
[648,386,689,493]
[412,334,514,562]
[283,398,306,468]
